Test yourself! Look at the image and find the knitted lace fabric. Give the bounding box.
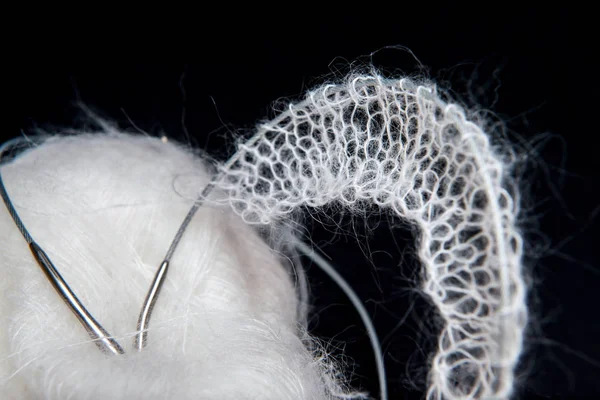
[218,74,527,399]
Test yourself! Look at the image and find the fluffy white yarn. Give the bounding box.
[0,134,358,399]
[219,74,528,399]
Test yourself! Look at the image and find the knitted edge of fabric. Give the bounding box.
[217,74,527,399]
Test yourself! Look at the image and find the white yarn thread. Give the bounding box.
[217,73,528,399]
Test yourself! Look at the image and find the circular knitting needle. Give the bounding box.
[133,134,281,349]
[0,139,125,355]
[133,180,216,350]
[29,242,125,355]
[133,260,169,350]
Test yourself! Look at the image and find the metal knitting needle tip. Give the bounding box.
[29,242,125,355]
[134,260,169,351]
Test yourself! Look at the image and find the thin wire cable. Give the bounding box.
[133,181,216,349]
[163,181,216,261]
[0,139,34,244]
[294,239,388,400]
[134,127,270,349]
[0,138,125,355]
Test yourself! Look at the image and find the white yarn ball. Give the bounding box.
[0,133,354,399]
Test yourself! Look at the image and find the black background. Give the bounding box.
[9,6,598,399]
